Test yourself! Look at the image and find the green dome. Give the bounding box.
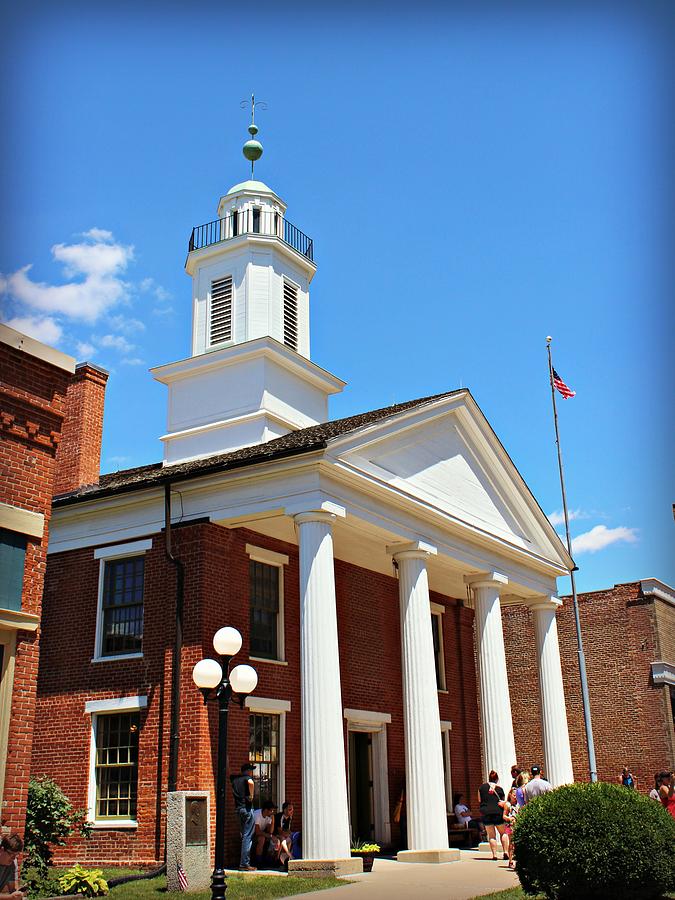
[226,179,276,196]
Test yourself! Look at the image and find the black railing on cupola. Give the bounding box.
[188,209,314,261]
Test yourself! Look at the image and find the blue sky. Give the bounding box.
[1,1,673,593]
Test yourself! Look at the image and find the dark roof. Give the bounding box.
[54,389,463,508]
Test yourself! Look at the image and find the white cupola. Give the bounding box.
[151,99,345,466]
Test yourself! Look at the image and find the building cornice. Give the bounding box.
[0,323,75,373]
[640,578,675,606]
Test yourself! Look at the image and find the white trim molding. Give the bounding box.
[85,695,147,828]
[651,661,675,687]
[0,609,39,632]
[0,323,76,372]
[343,708,392,727]
[0,502,44,539]
[245,696,291,714]
[94,538,153,560]
[641,579,675,607]
[245,544,289,567]
[85,696,148,714]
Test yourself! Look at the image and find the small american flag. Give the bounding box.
[552,368,575,399]
[176,860,189,892]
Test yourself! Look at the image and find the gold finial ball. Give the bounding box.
[546,335,553,343]
[243,139,263,162]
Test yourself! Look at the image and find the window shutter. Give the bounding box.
[283,280,298,350]
[210,276,233,345]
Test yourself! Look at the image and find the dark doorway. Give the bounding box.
[349,731,374,841]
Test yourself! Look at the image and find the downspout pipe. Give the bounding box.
[165,482,185,794]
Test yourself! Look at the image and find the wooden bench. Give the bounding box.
[447,814,481,848]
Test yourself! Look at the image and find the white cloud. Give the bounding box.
[151,305,174,317]
[572,525,638,555]
[76,341,96,358]
[1,231,134,324]
[5,315,63,344]
[121,357,144,366]
[98,333,135,354]
[108,314,146,334]
[83,227,114,242]
[548,508,587,528]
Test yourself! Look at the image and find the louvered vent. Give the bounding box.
[283,280,298,351]
[209,276,233,345]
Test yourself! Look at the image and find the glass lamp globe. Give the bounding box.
[213,626,242,657]
[229,664,258,696]
[192,658,222,689]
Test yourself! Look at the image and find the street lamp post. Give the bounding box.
[192,626,258,900]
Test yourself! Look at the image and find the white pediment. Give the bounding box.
[328,394,570,568]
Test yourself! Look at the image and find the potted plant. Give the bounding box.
[350,839,380,873]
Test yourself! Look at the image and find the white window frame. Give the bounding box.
[246,544,288,664]
[244,696,290,806]
[86,695,147,828]
[0,630,17,808]
[208,275,234,347]
[441,720,453,814]
[430,601,447,692]
[92,539,152,663]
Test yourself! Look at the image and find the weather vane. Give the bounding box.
[239,94,267,178]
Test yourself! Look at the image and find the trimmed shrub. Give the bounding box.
[513,781,675,899]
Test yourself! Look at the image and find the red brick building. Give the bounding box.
[503,578,675,791]
[30,140,580,875]
[0,324,108,835]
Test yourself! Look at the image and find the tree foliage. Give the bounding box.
[24,776,92,875]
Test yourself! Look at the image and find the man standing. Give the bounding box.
[522,765,553,803]
[230,763,257,871]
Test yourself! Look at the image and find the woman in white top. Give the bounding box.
[453,792,486,838]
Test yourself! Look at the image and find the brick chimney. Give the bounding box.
[54,362,109,495]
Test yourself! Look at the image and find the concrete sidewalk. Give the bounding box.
[292,850,519,900]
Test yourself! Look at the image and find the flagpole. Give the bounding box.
[546,336,598,783]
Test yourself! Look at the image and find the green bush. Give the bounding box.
[513,781,675,899]
[59,864,109,897]
[25,776,92,875]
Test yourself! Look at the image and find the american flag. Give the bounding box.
[176,860,189,892]
[552,368,575,399]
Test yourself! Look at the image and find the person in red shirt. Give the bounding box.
[658,771,675,819]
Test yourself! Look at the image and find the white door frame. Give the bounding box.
[344,708,392,846]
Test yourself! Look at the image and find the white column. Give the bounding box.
[294,511,352,862]
[530,598,574,786]
[466,572,516,785]
[389,542,453,861]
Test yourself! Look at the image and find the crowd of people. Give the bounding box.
[451,762,675,869]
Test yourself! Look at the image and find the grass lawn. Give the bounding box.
[101,870,346,899]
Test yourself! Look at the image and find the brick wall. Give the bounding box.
[503,582,674,792]
[0,340,71,833]
[53,363,108,496]
[34,521,483,866]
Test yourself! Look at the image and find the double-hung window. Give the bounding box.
[94,540,151,661]
[86,695,147,827]
[247,544,288,663]
[249,712,280,807]
[94,712,140,821]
